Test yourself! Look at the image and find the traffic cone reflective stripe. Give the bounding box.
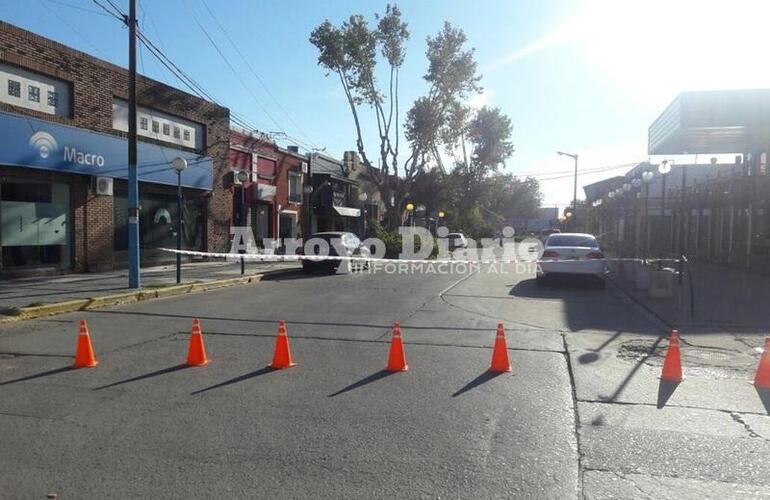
[386,322,408,372]
[489,323,512,373]
[186,318,210,367]
[660,329,682,382]
[73,319,98,368]
[269,320,297,369]
[753,337,770,388]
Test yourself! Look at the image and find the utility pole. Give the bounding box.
[127,0,140,288]
[557,151,578,230]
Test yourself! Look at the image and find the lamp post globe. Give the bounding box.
[172,156,187,173]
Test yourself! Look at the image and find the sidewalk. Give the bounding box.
[0,260,299,319]
[611,259,770,334]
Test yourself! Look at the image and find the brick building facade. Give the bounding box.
[0,21,231,273]
[229,128,306,247]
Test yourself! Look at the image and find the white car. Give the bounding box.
[446,232,468,251]
[536,233,607,287]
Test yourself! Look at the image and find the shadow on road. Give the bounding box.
[0,365,74,385]
[87,309,495,333]
[656,379,680,408]
[328,369,394,397]
[755,387,770,414]
[191,367,274,395]
[578,330,625,365]
[599,336,665,402]
[93,363,190,391]
[452,371,505,397]
[510,277,603,298]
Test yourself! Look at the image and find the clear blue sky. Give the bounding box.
[6,0,770,207]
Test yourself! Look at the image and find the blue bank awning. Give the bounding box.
[0,111,213,190]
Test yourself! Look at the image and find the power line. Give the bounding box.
[197,0,318,148]
[90,0,122,20]
[189,15,284,132]
[41,0,112,16]
[38,0,112,58]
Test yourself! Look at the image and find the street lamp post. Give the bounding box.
[659,160,672,255]
[642,170,654,259]
[237,170,249,275]
[557,151,578,230]
[631,178,642,254]
[172,157,188,284]
[405,202,415,238]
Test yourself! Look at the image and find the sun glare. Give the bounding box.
[575,0,770,102]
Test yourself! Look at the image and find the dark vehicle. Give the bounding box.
[301,231,370,274]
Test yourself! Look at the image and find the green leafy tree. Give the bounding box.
[310,8,481,228]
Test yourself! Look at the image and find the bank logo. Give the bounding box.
[29,131,58,159]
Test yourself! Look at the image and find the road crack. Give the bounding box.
[729,412,769,440]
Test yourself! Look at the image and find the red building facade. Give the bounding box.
[228,128,306,248]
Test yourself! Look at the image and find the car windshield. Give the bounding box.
[547,235,597,247]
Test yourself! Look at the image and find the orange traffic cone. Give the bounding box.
[186,318,210,367]
[752,337,770,388]
[386,322,408,372]
[269,320,297,369]
[490,323,512,373]
[660,329,682,382]
[73,319,98,368]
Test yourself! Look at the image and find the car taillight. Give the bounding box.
[586,251,604,259]
[542,250,559,258]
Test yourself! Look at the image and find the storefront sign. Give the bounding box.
[0,111,213,190]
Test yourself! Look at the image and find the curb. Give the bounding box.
[0,267,299,324]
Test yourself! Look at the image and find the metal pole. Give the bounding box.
[127,0,140,288]
[240,186,246,275]
[644,183,650,259]
[661,173,667,255]
[176,172,182,284]
[572,155,578,230]
[680,166,687,255]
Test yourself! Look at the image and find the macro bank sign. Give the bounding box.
[30,131,106,167]
[1,111,213,190]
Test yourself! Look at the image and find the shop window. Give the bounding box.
[47,90,57,107]
[152,120,160,133]
[162,123,170,136]
[113,186,206,256]
[173,126,180,139]
[183,129,191,142]
[28,85,40,103]
[7,79,20,98]
[140,116,148,130]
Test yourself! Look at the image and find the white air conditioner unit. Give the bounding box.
[226,169,252,187]
[95,176,113,196]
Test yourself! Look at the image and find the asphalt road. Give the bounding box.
[1,264,769,499]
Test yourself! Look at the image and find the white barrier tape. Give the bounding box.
[158,247,650,266]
